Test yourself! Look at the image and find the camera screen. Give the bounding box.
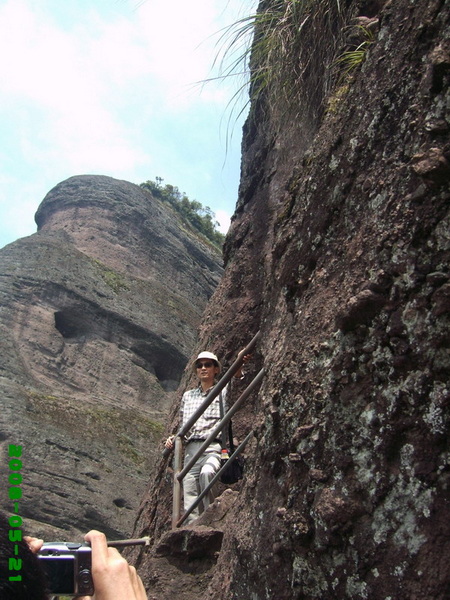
[39,555,75,594]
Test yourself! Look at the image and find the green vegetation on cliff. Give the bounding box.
[140,178,225,250]
[215,0,350,123]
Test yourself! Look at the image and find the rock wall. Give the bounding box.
[130,0,449,598]
[0,175,223,540]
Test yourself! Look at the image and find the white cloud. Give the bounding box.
[0,0,232,156]
[215,209,231,234]
[0,180,45,244]
[0,0,257,249]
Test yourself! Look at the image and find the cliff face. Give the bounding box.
[131,0,450,598]
[0,175,223,540]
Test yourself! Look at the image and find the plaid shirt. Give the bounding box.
[181,384,228,442]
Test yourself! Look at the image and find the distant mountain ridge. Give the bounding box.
[0,174,223,539]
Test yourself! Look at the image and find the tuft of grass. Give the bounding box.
[206,0,347,130]
[336,26,375,74]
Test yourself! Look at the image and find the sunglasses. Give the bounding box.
[196,361,215,369]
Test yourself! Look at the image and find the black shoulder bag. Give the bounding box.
[219,392,244,484]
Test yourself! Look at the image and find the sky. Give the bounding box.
[0,0,258,249]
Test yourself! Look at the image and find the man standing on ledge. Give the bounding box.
[165,350,249,523]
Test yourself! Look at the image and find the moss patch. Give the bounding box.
[90,258,130,293]
[25,390,164,467]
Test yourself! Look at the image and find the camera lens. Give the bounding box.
[80,569,91,584]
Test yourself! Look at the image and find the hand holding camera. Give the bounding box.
[36,530,147,599]
[84,530,146,600]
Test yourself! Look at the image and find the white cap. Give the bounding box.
[195,351,221,373]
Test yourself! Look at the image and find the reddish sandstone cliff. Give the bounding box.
[130,0,450,598]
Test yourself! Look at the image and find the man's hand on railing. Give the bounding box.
[234,351,252,379]
[164,435,175,450]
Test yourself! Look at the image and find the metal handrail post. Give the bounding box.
[171,436,183,528]
[177,368,265,481]
[177,430,254,527]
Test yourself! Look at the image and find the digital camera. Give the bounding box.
[37,541,94,597]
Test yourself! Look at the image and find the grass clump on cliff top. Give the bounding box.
[140,177,225,250]
[210,0,347,124]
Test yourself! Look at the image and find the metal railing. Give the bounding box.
[175,430,254,527]
[164,332,264,527]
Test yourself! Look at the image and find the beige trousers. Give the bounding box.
[183,441,221,523]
